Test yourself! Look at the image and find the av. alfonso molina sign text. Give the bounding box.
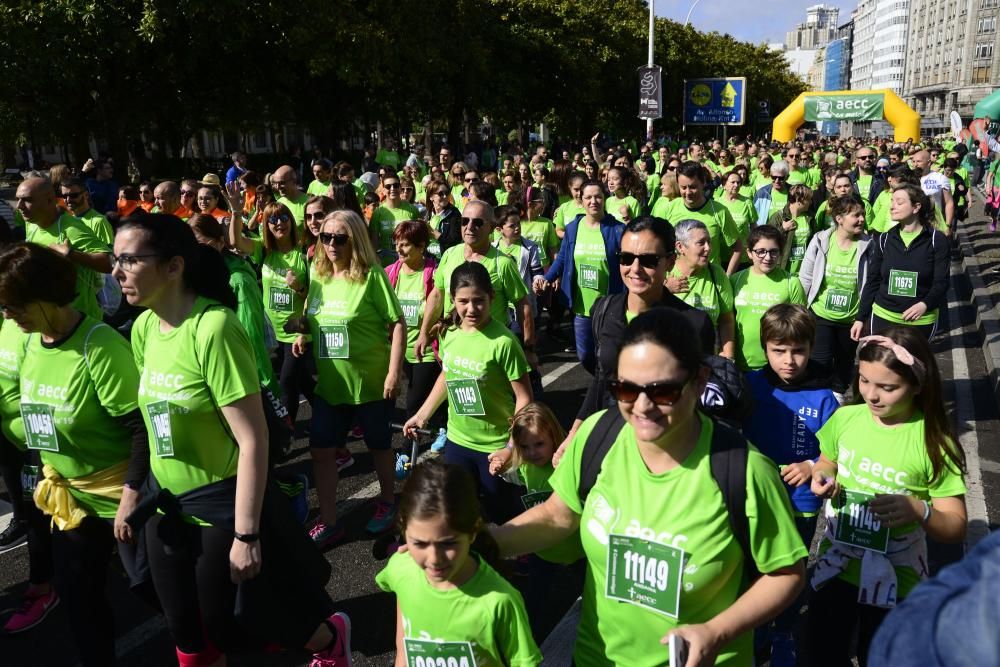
[804,93,885,122]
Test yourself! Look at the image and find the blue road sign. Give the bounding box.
[683,78,747,126]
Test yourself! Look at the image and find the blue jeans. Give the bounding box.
[574,315,596,375]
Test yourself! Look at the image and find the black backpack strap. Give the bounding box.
[578,409,626,504]
[708,419,759,582]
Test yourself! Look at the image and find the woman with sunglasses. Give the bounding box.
[370,173,419,265]
[535,181,624,374]
[0,243,149,666]
[449,162,470,203]
[293,210,405,544]
[426,179,463,258]
[196,184,231,224]
[491,309,807,666]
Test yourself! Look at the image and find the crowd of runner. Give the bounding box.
[0,130,987,666]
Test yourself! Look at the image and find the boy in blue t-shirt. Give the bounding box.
[742,303,839,666]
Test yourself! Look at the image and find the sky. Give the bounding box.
[655,0,857,45]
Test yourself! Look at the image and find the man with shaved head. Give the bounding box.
[911,150,955,234]
[153,180,191,219]
[14,177,112,320]
[415,199,536,361]
[272,165,309,233]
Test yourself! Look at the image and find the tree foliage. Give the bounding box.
[0,0,807,170]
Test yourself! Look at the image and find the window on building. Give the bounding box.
[983,0,999,8]
[976,42,995,59]
[978,16,997,32]
[973,66,993,83]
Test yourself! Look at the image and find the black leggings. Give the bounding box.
[0,439,53,584]
[275,341,316,424]
[811,314,858,394]
[804,577,890,667]
[145,514,237,653]
[443,439,522,524]
[869,312,938,341]
[52,517,116,667]
[403,360,440,420]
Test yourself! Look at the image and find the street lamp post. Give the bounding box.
[684,0,704,26]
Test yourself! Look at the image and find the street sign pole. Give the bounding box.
[646,0,655,142]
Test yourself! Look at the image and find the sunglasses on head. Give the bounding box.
[618,251,666,269]
[319,232,350,246]
[461,216,486,229]
[607,378,688,406]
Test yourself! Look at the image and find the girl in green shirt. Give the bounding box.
[403,261,532,523]
[605,166,642,223]
[377,459,541,667]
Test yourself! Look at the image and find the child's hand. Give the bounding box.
[402,414,426,440]
[487,447,513,476]
[781,461,814,487]
[810,468,839,499]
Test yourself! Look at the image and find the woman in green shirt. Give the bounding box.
[0,243,149,665]
[605,166,642,223]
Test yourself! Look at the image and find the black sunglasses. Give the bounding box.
[319,232,350,246]
[607,378,688,406]
[461,217,486,229]
[267,215,290,225]
[618,252,666,269]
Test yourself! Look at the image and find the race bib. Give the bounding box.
[521,490,551,510]
[579,263,600,290]
[428,242,441,258]
[269,286,294,313]
[888,270,917,298]
[404,639,477,667]
[21,464,39,501]
[400,299,421,327]
[824,288,852,315]
[318,324,350,359]
[792,244,806,259]
[446,378,485,416]
[146,400,176,457]
[605,534,684,618]
[834,489,889,552]
[21,403,59,452]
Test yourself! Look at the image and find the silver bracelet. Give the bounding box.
[921,500,932,523]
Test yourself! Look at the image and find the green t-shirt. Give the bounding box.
[25,213,108,321]
[605,194,641,223]
[663,198,740,266]
[572,222,610,317]
[435,246,527,327]
[811,241,861,323]
[768,189,789,218]
[645,174,661,206]
[133,298,260,504]
[277,192,310,234]
[306,267,403,405]
[395,268,436,365]
[550,411,808,667]
[899,228,921,247]
[520,217,559,267]
[439,319,529,452]
[0,318,27,446]
[670,263,734,326]
[21,317,138,518]
[817,404,967,597]
[649,196,673,221]
[306,179,331,197]
[496,190,510,206]
[252,241,309,344]
[816,199,874,230]
[518,462,585,564]
[786,214,814,275]
[856,174,874,202]
[553,201,584,231]
[719,196,755,248]
[370,202,419,253]
[730,268,805,371]
[375,149,400,170]
[787,167,811,186]
[870,191,895,234]
[428,213,443,258]
[224,254,277,395]
[77,208,114,245]
[375,552,542,667]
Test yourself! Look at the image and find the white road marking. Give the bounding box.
[541,361,578,388]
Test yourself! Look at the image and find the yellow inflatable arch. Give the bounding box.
[772,89,920,143]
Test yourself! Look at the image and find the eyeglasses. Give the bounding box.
[271,180,287,187]
[857,154,875,160]
[111,253,160,272]
[385,183,401,190]
[452,172,465,177]
[464,177,476,183]
[618,252,666,268]
[461,217,486,229]
[433,191,449,198]
[666,166,678,172]
[267,215,290,226]
[62,191,85,200]
[786,153,800,158]
[319,232,350,246]
[180,190,195,197]
[750,248,781,259]
[771,175,787,181]
[607,378,688,406]
[400,187,414,193]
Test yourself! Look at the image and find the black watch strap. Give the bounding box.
[234,531,260,543]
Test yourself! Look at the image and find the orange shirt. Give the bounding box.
[117,199,141,217]
[139,200,155,212]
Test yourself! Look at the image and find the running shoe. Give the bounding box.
[430,428,447,452]
[310,611,352,667]
[366,500,397,534]
[336,452,355,471]
[394,453,411,480]
[276,474,310,524]
[0,519,28,555]
[3,589,59,634]
[769,632,797,667]
[309,520,346,550]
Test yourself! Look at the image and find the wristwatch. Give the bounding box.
[233,531,260,543]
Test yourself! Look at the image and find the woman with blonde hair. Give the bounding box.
[292,210,406,546]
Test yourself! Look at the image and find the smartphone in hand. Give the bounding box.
[669,633,689,667]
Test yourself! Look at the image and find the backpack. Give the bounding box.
[577,409,760,582]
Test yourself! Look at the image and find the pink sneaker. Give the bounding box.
[310,612,352,667]
[3,588,59,633]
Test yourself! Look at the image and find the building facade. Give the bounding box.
[785,4,841,49]
[903,0,1000,133]
[849,0,909,94]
